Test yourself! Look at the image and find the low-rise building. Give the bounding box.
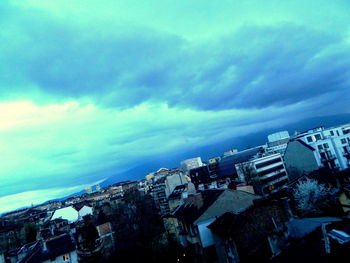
[170,189,259,261]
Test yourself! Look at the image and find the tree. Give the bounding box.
[77,216,103,263]
[293,178,338,216]
[236,162,263,194]
[24,223,37,243]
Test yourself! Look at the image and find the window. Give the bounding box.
[337,130,340,136]
[63,254,70,261]
[307,136,313,143]
[324,143,329,148]
[255,157,282,169]
[341,138,347,144]
[315,134,321,141]
[330,130,334,136]
[318,145,323,151]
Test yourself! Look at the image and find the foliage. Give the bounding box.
[237,162,262,194]
[77,216,102,263]
[24,223,37,243]
[107,190,184,262]
[293,178,338,216]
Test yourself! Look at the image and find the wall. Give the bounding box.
[284,140,319,180]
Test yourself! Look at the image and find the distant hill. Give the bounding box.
[101,113,350,185]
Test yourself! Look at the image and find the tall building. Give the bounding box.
[151,177,170,215]
[180,157,203,173]
[295,124,350,171]
[235,153,289,195]
[266,131,290,155]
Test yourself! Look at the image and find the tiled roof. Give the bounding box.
[171,189,224,224]
[40,234,76,261]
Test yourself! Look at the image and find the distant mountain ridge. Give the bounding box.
[102,113,350,185]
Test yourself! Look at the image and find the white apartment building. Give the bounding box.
[295,123,350,171]
[236,153,289,195]
[266,131,290,155]
[180,157,203,173]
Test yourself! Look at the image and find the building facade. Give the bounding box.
[236,153,289,195]
[181,157,203,173]
[295,124,350,171]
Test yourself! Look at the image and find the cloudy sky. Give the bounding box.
[1,0,350,213]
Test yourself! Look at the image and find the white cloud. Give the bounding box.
[0,180,104,214]
[0,98,319,203]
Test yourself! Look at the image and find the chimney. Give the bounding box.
[280,197,293,219]
[42,239,48,252]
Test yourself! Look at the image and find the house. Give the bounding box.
[72,203,93,220]
[40,234,78,263]
[51,207,79,223]
[170,189,259,262]
[208,198,292,263]
[11,234,78,263]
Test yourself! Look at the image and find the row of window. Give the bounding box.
[263,178,288,193]
[317,143,329,150]
[330,130,341,136]
[260,171,287,184]
[255,157,282,169]
[258,164,284,177]
[340,137,350,144]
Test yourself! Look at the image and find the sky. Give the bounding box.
[1,0,350,213]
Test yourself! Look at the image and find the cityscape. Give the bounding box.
[1,0,350,262]
[1,122,350,262]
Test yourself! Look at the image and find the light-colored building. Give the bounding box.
[266,131,290,155]
[170,189,259,255]
[223,149,238,157]
[236,153,289,195]
[164,171,188,197]
[295,123,350,171]
[51,206,79,223]
[77,205,93,220]
[180,157,203,173]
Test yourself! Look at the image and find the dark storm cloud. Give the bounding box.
[1,14,349,112]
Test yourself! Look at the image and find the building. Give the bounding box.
[51,207,79,223]
[295,124,350,171]
[217,147,263,179]
[164,170,188,197]
[208,157,220,178]
[181,157,203,173]
[266,131,290,155]
[9,234,78,263]
[151,177,170,215]
[283,139,320,181]
[170,189,259,261]
[235,153,289,195]
[208,198,291,263]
